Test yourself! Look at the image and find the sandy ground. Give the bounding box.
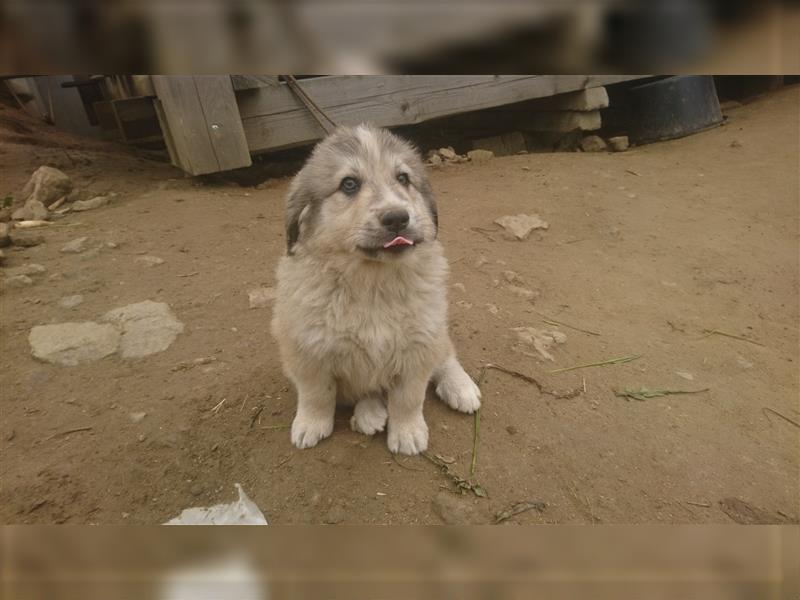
[1,86,798,525]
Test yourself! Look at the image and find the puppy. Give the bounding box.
[271,124,480,455]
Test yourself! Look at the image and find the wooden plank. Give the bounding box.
[237,75,644,152]
[530,87,609,111]
[153,98,180,169]
[151,76,219,174]
[231,75,280,91]
[193,76,252,172]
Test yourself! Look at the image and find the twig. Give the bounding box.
[46,426,92,440]
[536,312,601,336]
[549,354,641,374]
[485,363,582,399]
[469,227,496,242]
[762,407,800,429]
[392,453,423,471]
[614,387,709,402]
[625,169,642,177]
[494,500,546,524]
[274,454,294,468]
[249,406,264,429]
[666,321,686,333]
[422,452,487,498]
[177,272,199,278]
[239,394,249,412]
[685,500,712,508]
[210,398,226,413]
[260,424,291,430]
[470,367,488,476]
[701,329,765,347]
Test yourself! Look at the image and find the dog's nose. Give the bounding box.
[380,209,410,232]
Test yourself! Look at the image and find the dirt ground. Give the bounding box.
[1,86,798,525]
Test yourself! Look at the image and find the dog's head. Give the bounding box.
[284,124,438,260]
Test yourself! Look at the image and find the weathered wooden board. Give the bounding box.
[152,76,251,175]
[237,75,643,152]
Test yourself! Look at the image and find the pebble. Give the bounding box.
[608,136,630,152]
[323,505,346,525]
[580,135,607,152]
[135,255,165,266]
[60,237,89,254]
[675,371,694,381]
[451,283,466,293]
[432,492,478,525]
[4,274,33,287]
[10,233,44,247]
[129,412,147,423]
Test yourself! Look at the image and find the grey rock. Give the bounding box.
[20,166,72,207]
[0,222,10,247]
[580,135,607,152]
[438,147,457,160]
[608,135,630,152]
[58,294,84,309]
[99,300,184,358]
[4,274,33,288]
[494,214,549,240]
[71,195,111,212]
[467,149,494,164]
[135,255,164,266]
[5,263,46,278]
[432,492,479,525]
[10,233,44,247]
[323,505,346,525]
[129,411,147,423]
[60,237,89,254]
[12,200,48,221]
[29,322,120,366]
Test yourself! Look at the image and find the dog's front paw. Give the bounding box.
[387,416,429,455]
[436,367,482,414]
[350,397,388,435]
[291,412,334,449]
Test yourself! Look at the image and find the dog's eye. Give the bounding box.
[396,172,410,186]
[339,177,360,195]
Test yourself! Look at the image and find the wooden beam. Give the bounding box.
[151,76,252,175]
[237,75,642,153]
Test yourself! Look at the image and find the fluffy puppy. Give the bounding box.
[271,124,480,455]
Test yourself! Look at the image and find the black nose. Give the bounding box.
[380,209,410,232]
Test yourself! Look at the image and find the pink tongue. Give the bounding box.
[384,236,414,248]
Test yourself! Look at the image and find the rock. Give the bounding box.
[0,222,10,247]
[20,166,72,207]
[323,505,346,525]
[129,412,147,423]
[451,282,466,293]
[4,274,33,288]
[505,285,537,301]
[580,135,608,152]
[467,149,494,164]
[455,300,473,310]
[506,425,518,435]
[502,270,522,284]
[5,263,46,278]
[29,322,121,366]
[494,214,549,240]
[10,233,44,247]
[71,195,112,212]
[248,286,277,308]
[438,147,457,160]
[432,492,478,525]
[12,200,48,221]
[608,136,630,152]
[512,327,567,361]
[736,355,754,369]
[426,153,443,167]
[135,255,164,266]
[675,371,694,381]
[58,294,84,309]
[99,300,184,359]
[190,484,204,497]
[485,303,499,315]
[60,236,89,254]
[66,188,96,203]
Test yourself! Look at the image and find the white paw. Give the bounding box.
[387,416,429,455]
[436,368,482,414]
[350,397,388,435]
[291,411,334,449]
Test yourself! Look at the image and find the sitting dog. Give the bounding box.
[271,124,480,455]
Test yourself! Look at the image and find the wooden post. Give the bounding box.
[151,76,252,176]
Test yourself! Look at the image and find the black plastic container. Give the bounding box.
[628,75,723,145]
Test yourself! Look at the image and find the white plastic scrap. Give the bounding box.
[164,484,268,525]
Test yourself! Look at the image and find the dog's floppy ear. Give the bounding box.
[285,183,313,255]
[419,178,439,237]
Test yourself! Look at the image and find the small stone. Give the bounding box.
[60,237,89,254]
[675,371,694,381]
[71,195,111,212]
[506,425,518,435]
[0,222,10,247]
[455,300,473,310]
[736,355,754,369]
[20,166,72,207]
[494,214,549,240]
[608,136,630,152]
[135,255,164,266]
[4,274,33,288]
[580,135,608,152]
[248,286,277,308]
[502,270,522,284]
[106,242,119,249]
[730,140,743,148]
[12,200,48,221]
[58,294,84,309]
[427,153,443,167]
[467,149,494,164]
[521,166,531,171]
[29,322,121,366]
[323,505,346,524]
[505,285,536,300]
[452,283,466,293]
[485,303,499,315]
[129,411,147,423]
[439,147,457,160]
[137,434,146,443]
[432,492,478,525]
[190,484,204,497]
[5,263,46,277]
[10,233,44,247]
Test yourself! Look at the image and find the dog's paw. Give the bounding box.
[291,412,334,449]
[387,416,429,455]
[350,397,388,436]
[436,364,482,414]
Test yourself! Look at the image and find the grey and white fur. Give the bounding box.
[271,124,480,455]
